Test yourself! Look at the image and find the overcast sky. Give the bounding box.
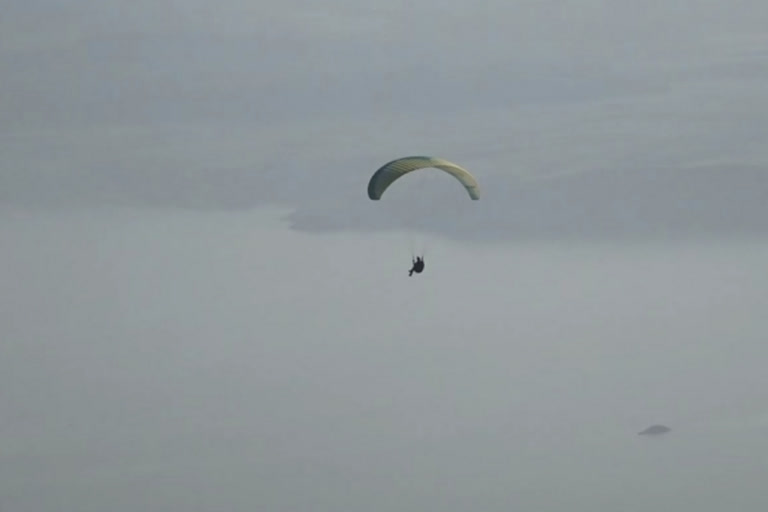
[3,208,768,511]
[2,1,768,511]
[3,0,768,237]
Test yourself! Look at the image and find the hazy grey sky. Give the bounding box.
[3,2,768,511]
[2,208,768,511]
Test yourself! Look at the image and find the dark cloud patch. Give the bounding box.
[287,164,768,240]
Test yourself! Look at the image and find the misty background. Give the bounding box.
[2,1,768,511]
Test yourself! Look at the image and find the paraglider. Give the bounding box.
[408,256,425,276]
[367,156,479,275]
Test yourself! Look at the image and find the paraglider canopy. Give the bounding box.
[367,156,480,201]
